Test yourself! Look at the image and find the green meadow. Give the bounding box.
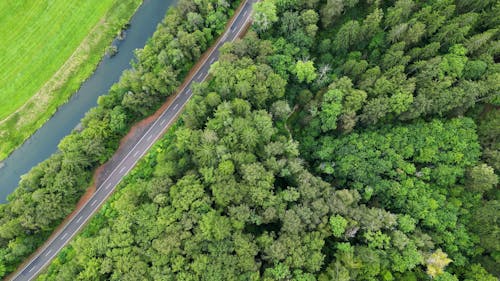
[0,0,141,159]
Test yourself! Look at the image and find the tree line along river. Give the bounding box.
[0,0,177,203]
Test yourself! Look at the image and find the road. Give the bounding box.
[8,1,256,280]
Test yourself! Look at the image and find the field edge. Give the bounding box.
[0,0,143,161]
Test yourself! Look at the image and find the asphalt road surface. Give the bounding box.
[9,1,257,280]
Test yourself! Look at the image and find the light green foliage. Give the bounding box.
[364,230,390,249]
[439,44,468,79]
[0,0,142,160]
[8,0,500,279]
[329,215,348,237]
[315,118,481,265]
[434,272,459,281]
[253,0,278,33]
[0,0,134,120]
[426,249,453,278]
[397,215,416,233]
[464,264,498,281]
[271,100,292,120]
[466,164,498,193]
[320,89,343,131]
[294,60,317,83]
[0,0,238,278]
[38,34,411,281]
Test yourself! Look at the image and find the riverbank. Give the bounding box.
[0,0,239,277]
[0,0,142,160]
[0,0,176,203]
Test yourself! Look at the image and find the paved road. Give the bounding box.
[9,1,257,280]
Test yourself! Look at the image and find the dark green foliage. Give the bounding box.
[314,118,482,264]
[0,0,239,277]
[294,0,500,130]
[4,0,500,279]
[269,0,498,278]
[39,38,407,280]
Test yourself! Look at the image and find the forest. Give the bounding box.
[2,0,500,280]
[0,0,240,277]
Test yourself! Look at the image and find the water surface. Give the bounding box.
[0,0,176,202]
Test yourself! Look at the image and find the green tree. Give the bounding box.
[320,0,344,27]
[466,164,498,193]
[330,215,348,238]
[253,0,278,33]
[294,60,317,83]
[426,249,453,278]
[320,89,343,131]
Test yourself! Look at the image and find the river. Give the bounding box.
[0,0,176,203]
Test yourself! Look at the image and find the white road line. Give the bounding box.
[243,9,249,17]
[160,119,166,125]
[90,199,98,207]
[76,216,83,223]
[105,183,112,190]
[61,233,68,240]
[173,104,179,110]
[210,57,216,64]
[133,150,140,157]
[201,72,209,82]
[10,3,255,280]
[44,250,52,257]
[28,267,35,273]
[235,12,250,37]
[146,134,153,141]
[119,166,127,174]
[197,72,203,80]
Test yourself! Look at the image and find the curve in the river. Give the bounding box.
[0,0,176,203]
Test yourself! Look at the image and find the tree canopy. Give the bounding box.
[2,0,499,280]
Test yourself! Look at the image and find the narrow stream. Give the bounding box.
[0,0,176,203]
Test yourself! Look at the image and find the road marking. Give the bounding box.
[91,199,98,207]
[160,119,166,125]
[200,72,209,82]
[173,104,179,110]
[243,9,249,17]
[119,165,127,174]
[210,57,216,64]
[234,16,249,38]
[61,233,68,240]
[28,266,36,273]
[76,216,83,223]
[196,72,203,80]
[105,183,112,190]
[133,150,140,157]
[146,134,153,141]
[9,3,255,280]
[45,250,52,257]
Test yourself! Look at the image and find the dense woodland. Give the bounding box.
[0,0,240,277]
[2,0,500,280]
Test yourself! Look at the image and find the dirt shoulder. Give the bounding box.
[5,3,253,279]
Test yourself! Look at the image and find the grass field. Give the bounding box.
[0,0,141,160]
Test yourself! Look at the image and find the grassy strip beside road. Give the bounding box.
[0,0,141,160]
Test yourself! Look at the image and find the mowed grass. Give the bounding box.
[0,0,141,160]
[0,0,124,119]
